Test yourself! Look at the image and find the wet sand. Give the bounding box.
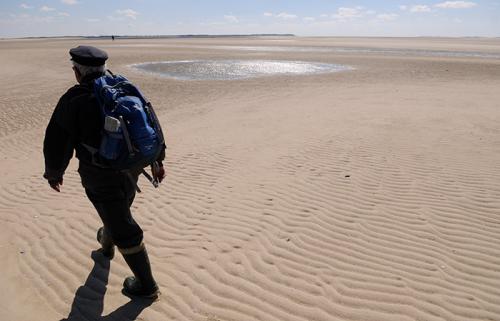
[1,37,500,321]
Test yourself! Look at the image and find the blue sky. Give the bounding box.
[1,0,499,37]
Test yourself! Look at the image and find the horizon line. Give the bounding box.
[2,34,500,41]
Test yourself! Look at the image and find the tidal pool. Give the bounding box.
[131,60,351,80]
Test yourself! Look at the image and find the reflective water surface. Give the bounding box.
[131,60,351,80]
[198,45,500,59]
[108,44,500,59]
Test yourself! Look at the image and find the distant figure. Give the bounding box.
[43,45,166,299]
[112,35,115,41]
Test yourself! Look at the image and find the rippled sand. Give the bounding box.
[1,36,500,321]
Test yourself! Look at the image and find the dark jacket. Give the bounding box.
[43,73,165,181]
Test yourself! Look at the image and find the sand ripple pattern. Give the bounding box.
[3,127,500,321]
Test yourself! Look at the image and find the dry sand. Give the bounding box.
[1,37,500,321]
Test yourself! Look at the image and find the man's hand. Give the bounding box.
[44,170,64,192]
[48,177,63,192]
[43,175,62,192]
[152,162,165,184]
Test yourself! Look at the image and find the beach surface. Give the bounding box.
[1,36,500,321]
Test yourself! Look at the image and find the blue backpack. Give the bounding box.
[88,72,165,179]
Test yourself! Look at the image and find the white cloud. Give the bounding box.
[20,3,34,9]
[86,18,100,22]
[377,13,399,21]
[224,15,238,23]
[410,5,432,12]
[61,0,78,4]
[264,12,298,19]
[276,12,298,19]
[333,6,365,19]
[435,1,477,8]
[115,9,139,20]
[399,5,408,11]
[40,6,56,12]
[57,12,70,17]
[303,17,316,22]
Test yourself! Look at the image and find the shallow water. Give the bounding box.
[131,60,351,80]
[198,45,500,59]
[107,43,500,59]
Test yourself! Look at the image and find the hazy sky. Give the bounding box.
[1,0,499,38]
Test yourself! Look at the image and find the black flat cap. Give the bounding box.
[69,45,108,66]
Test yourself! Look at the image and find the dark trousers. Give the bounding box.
[79,162,143,249]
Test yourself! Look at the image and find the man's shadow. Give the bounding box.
[60,250,154,321]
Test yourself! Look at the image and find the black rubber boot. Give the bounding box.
[97,227,115,259]
[121,246,159,299]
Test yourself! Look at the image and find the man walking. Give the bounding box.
[43,45,165,299]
